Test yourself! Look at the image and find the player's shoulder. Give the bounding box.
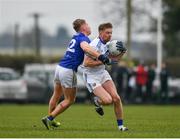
[73,32,88,39]
[90,37,101,46]
[73,33,90,43]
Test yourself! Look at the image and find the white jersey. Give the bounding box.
[83,37,108,74]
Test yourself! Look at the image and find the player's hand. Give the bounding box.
[98,54,111,65]
[98,55,118,65]
[116,41,127,53]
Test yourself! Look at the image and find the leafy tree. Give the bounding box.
[163,0,180,57]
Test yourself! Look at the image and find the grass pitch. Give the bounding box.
[0,104,180,138]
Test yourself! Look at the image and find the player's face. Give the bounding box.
[85,23,91,35]
[100,28,112,43]
[81,23,91,36]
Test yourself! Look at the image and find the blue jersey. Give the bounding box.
[59,33,91,72]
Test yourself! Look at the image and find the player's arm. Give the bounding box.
[80,41,100,58]
[80,41,111,65]
[83,55,103,67]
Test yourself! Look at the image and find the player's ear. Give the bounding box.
[99,30,103,35]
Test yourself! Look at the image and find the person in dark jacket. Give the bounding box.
[160,62,170,104]
[146,64,156,102]
[116,61,128,99]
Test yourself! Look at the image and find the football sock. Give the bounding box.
[117,119,123,126]
[47,115,54,121]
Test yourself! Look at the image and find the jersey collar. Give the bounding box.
[99,37,106,44]
[75,32,86,37]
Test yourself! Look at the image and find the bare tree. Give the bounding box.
[97,0,159,58]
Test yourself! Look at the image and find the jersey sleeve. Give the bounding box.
[79,36,91,44]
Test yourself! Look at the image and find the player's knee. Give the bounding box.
[50,92,60,102]
[113,95,121,104]
[49,99,56,107]
[103,97,112,105]
[69,98,76,104]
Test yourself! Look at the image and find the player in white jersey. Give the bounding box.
[83,23,128,131]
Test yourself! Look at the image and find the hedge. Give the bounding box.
[0,54,179,77]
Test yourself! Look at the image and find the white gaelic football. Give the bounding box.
[107,40,122,56]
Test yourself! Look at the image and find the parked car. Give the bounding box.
[23,64,56,103]
[0,68,27,102]
[23,64,89,103]
[153,78,180,98]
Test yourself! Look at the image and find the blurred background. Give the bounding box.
[0,0,179,104]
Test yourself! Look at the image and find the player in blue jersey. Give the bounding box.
[83,23,128,131]
[41,19,110,130]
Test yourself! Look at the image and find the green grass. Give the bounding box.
[0,104,180,138]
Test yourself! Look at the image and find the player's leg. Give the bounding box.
[103,80,127,130]
[46,82,63,127]
[42,65,76,130]
[42,83,63,130]
[93,86,113,105]
[51,65,76,116]
[101,70,128,131]
[42,65,62,129]
[46,66,64,128]
[42,87,76,130]
[48,82,63,114]
[48,65,64,114]
[92,86,113,116]
[83,72,112,116]
[102,80,123,119]
[50,87,76,117]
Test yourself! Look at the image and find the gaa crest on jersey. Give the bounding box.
[92,83,96,87]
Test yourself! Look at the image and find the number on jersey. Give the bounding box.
[67,39,76,53]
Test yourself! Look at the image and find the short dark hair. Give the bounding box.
[98,22,113,32]
[73,19,86,32]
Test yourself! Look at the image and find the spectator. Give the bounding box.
[160,62,170,104]
[115,61,128,101]
[135,62,148,103]
[146,64,156,102]
[125,64,134,103]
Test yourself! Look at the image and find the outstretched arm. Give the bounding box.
[80,41,100,59]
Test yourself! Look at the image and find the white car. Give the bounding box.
[23,64,88,103]
[0,68,27,102]
[23,63,56,103]
[153,77,180,97]
[23,63,56,87]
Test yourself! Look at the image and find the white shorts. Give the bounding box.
[54,65,77,88]
[83,70,112,93]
